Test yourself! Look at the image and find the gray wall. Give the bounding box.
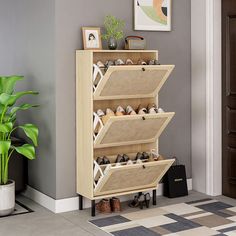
[0,0,57,198]
[191,0,206,193]
[55,0,191,199]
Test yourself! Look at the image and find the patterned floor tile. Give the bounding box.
[186,198,213,205]
[160,203,201,216]
[112,226,161,236]
[134,215,176,228]
[161,214,201,232]
[101,221,140,233]
[122,208,168,220]
[184,212,213,220]
[197,202,233,212]
[150,226,171,235]
[225,232,236,236]
[90,215,130,227]
[191,214,233,228]
[219,226,236,233]
[175,226,219,236]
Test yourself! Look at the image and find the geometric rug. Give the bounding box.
[90,199,236,236]
[0,200,33,218]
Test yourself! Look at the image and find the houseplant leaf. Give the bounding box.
[0,122,13,133]
[0,91,38,107]
[19,124,39,146]
[0,76,24,94]
[10,104,39,117]
[0,141,11,154]
[14,144,35,160]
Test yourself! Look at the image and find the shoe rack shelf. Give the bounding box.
[76,50,175,216]
[94,65,174,100]
[94,112,175,148]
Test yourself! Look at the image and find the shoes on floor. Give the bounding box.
[129,193,150,209]
[110,197,122,212]
[96,199,112,213]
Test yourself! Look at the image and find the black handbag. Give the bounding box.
[163,157,188,198]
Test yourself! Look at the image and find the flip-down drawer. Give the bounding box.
[93,65,175,100]
[94,159,174,196]
[94,112,175,148]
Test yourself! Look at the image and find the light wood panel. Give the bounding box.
[76,51,94,199]
[94,159,174,196]
[93,65,175,100]
[94,112,175,148]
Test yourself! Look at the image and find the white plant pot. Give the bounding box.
[0,180,15,216]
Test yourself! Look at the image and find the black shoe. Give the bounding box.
[144,193,151,208]
[116,154,125,163]
[135,152,143,160]
[96,157,104,165]
[123,154,130,162]
[103,156,110,164]
[142,152,150,160]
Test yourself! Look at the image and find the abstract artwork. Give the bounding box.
[134,0,171,31]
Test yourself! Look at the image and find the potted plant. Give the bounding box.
[102,15,125,50]
[0,76,39,216]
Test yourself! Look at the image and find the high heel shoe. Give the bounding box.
[138,194,145,209]
[129,195,139,208]
[144,193,151,208]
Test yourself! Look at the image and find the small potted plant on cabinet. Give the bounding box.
[0,76,39,216]
[102,15,125,50]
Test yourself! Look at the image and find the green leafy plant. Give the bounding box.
[0,76,39,185]
[102,15,125,41]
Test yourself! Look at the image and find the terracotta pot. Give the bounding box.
[0,180,15,216]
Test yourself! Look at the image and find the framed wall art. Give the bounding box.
[134,0,172,31]
[82,27,102,50]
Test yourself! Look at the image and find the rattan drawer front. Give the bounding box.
[93,65,175,100]
[94,159,174,196]
[94,113,175,148]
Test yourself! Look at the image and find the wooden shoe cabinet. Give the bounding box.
[76,50,175,216]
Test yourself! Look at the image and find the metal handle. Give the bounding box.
[142,67,146,71]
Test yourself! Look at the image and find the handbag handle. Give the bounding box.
[125,36,144,43]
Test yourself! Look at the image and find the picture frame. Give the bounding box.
[134,0,172,31]
[82,27,102,50]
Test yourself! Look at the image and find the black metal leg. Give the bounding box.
[79,194,83,210]
[91,200,96,217]
[153,190,157,205]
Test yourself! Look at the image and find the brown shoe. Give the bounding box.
[96,199,111,213]
[110,197,121,212]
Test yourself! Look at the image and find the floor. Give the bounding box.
[0,191,236,236]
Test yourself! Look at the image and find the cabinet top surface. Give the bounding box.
[76,49,158,53]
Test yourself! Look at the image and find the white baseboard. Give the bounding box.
[22,179,192,213]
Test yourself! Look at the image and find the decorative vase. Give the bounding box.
[108,37,118,50]
[0,180,15,216]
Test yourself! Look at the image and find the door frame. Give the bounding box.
[191,0,222,196]
[205,0,222,196]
